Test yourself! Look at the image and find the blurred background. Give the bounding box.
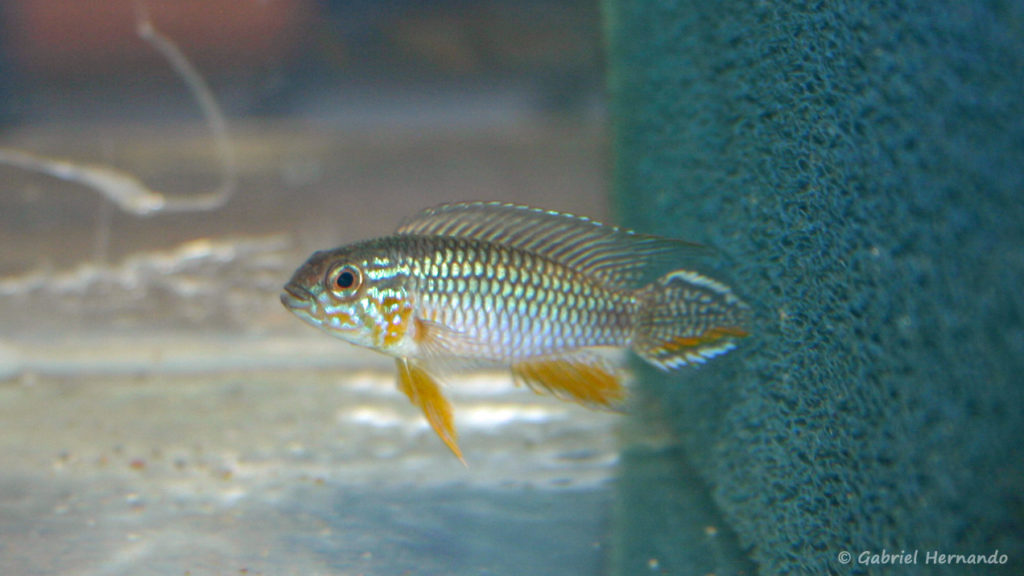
[0,2,620,574]
[0,0,610,338]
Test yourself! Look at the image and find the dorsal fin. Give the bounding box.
[396,202,707,291]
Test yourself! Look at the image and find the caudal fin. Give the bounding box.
[632,270,750,370]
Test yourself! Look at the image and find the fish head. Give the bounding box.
[281,240,413,353]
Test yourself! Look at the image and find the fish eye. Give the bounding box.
[336,269,356,289]
[328,264,362,296]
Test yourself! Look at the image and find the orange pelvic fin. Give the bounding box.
[511,353,625,411]
[396,358,465,465]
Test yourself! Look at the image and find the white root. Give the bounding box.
[0,0,237,216]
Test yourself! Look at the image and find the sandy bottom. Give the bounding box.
[0,366,618,575]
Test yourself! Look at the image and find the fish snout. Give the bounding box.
[280,282,313,311]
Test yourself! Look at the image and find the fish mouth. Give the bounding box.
[280,282,313,311]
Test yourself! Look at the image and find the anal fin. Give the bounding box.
[511,353,625,411]
[396,358,465,465]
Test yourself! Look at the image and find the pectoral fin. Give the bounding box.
[396,358,465,465]
[511,353,625,411]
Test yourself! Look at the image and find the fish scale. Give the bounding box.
[281,202,749,462]
[397,235,634,361]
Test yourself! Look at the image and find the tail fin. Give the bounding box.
[632,270,750,370]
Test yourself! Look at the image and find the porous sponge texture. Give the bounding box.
[605,1,1024,574]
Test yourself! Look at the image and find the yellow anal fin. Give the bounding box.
[511,354,625,411]
[395,358,465,465]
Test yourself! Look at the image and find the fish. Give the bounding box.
[281,202,749,462]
